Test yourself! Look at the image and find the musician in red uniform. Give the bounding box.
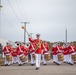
[3,42,12,66]
[29,33,43,70]
[12,47,17,64]
[52,42,58,64]
[57,43,63,65]
[16,43,26,66]
[63,43,68,63]
[42,41,50,65]
[68,43,76,65]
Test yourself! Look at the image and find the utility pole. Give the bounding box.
[65,27,67,43]
[21,22,29,44]
[0,0,3,37]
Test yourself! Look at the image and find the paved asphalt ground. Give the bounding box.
[0,60,76,75]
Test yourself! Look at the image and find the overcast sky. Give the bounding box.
[0,0,76,42]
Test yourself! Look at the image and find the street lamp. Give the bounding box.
[21,22,30,44]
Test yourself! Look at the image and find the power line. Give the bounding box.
[1,11,19,35]
[19,0,29,21]
[16,0,26,21]
[6,0,21,22]
[2,11,13,27]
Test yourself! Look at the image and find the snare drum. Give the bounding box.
[72,53,76,61]
[20,55,26,62]
[44,53,51,61]
[6,55,12,61]
[58,54,64,61]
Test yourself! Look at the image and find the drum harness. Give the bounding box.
[6,46,11,55]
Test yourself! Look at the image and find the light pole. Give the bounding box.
[0,0,3,37]
[21,22,30,44]
[65,27,67,43]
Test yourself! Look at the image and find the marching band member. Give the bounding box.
[63,43,68,63]
[29,33,43,70]
[28,42,36,66]
[3,42,12,66]
[42,41,50,65]
[16,43,26,66]
[12,47,17,64]
[68,43,76,65]
[52,42,58,64]
[56,43,63,65]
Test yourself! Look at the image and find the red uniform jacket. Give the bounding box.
[57,45,63,54]
[24,48,28,56]
[16,45,26,55]
[3,46,12,55]
[52,46,58,55]
[28,43,35,53]
[29,38,43,54]
[68,45,75,54]
[12,48,17,57]
[43,43,49,54]
[63,47,68,55]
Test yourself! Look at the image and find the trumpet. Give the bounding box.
[21,26,32,38]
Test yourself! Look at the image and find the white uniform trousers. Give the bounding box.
[66,54,70,63]
[17,55,23,65]
[53,55,56,62]
[63,55,67,62]
[69,54,74,64]
[42,54,47,64]
[55,55,61,64]
[35,54,41,68]
[30,53,35,64]
[63,55,69,63]
[12,56,17,64]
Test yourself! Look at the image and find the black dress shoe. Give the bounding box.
[36,67,39,70]
[63,62,66,63]
[70,63,73,65]
[56,63,60,65]
[43,64,47,65]
[19,64,22,66]
[31,64,35,66]
[53,61,56,63]
[5,64,8,66]
[8,65,10,66]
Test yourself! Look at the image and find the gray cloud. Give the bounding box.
[1,0,76,42]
